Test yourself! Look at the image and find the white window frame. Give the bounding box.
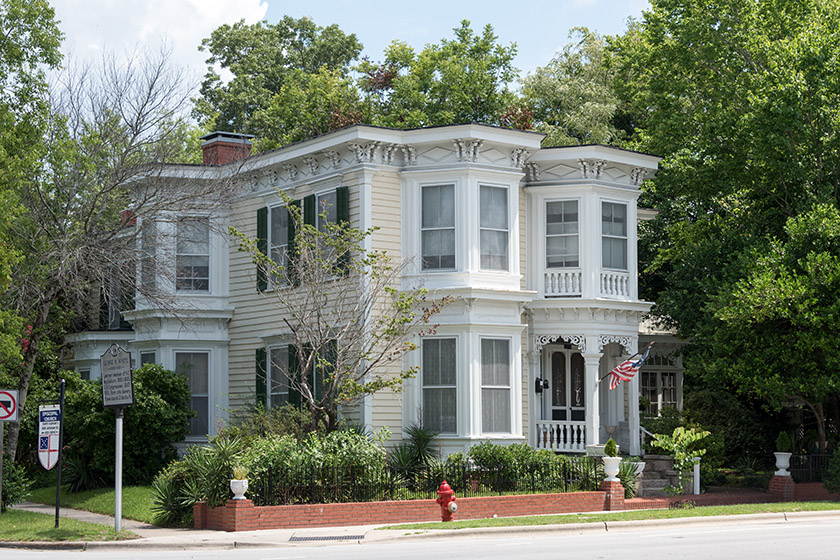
[480,337,513,435]
[420,184,456,271]
[175,351,210,438]
[479,185,509,271]
[545,199,580,268]
[421,337,458,434]
[176,216,210,292]
[601,201,628,271]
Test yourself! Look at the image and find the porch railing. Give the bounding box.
[544,269,582,297]
[535,420,586,453]
[600,270,630,298]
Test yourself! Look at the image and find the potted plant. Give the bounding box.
[602,438,622,482]
[774,432,793,477]
[230,465,249,500]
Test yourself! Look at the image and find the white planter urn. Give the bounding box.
[603,457,623,482]
[230,478,249,500]
[774,452,792,477]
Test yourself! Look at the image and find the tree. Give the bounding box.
[708,205,840,453]
[359,21,520,129]
[2,46,222,461]
[521,28,625,147]
[233,196,451,432]
[194,16,362,148]
[610,0,840,448]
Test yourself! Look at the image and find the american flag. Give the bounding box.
[608,343,653,390]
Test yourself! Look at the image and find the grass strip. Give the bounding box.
[0,509,138,542]
[380,501,840,530]
[26,486,156,525]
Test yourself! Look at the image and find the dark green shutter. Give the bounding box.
[287,199,301,287]
[255,348,267,407]
[288,343,301,407]
[336,187,350,275]
[256,207,268,292]
[303,194,316,226]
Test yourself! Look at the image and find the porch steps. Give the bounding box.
[639,454,680,497]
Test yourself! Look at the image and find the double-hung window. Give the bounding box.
[315,190,338,231]
[481,338,511,434]
[176,352,209,437]
[479,186,508,270]
[602,202,627,270]
[176,217,210,291]
[269,205,289,287]
[422,338,457,433]
[421,185,455,270]
[641,353,679,415]
[546,201,579,268]
[268,347,290,408]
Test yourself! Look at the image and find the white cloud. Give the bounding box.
[51,0,269,79]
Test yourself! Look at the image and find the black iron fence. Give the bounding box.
[248,457,602,506]
[790,454,831,483]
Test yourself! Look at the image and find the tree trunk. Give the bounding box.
[804,399,828,454]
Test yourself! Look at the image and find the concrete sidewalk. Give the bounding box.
[5,500,840,551]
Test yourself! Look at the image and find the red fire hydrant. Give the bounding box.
[436,480,457,521]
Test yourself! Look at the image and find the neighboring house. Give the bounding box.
[65,123,683,455]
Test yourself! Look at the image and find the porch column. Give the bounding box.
[528,349,541,448]
[583,343,602,446]
[628,367,641,455]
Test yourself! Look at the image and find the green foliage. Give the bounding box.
[362,21,519,129]
[195,16,362,147]
[776,432,793,453]
[617,460,638,500]
[824,448,840,494]
[1,455,32,511]
[223,403,326,442]
[522,28,625,146]
[651,427,711,494]
[604,438,618,457]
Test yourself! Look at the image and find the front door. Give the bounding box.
[543,348,585,422]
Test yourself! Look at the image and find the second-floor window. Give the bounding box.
[546,200,579,268]
[602,202,627,270]
[421,185,455,270]
[479,185,508,270]
[176,217,210,291]
[269,205,289,287]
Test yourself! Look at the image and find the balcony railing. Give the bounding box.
[544,269,582,297]
[600,270,630,299]
[534,420,586,453]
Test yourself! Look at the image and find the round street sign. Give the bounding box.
[0,389,18,422]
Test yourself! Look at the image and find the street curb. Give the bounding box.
[377,510,840,542]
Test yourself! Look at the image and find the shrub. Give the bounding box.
[651,426,711,494]
[1,456,32,511]
[776,431,792,453]
[824,448,840,494]
[617,460,638,499]
[604,438,618,457]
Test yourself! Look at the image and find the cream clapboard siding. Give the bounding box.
[227,175,362,415]
[519,185,530,442]
[367,170,404,443]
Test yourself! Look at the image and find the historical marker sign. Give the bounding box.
[38,405,61,470]
[101,344,134,408]
[0,390,18,422]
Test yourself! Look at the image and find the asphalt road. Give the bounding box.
[8,515,840,560]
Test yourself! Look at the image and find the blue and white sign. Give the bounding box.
[38,405,61,470]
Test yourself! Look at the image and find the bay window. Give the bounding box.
[479,185,508,270]
[546,200,579,268]
[176,217,210,291]
[422,338,457,433]
[602,202,627,270]
[421,185,455,270]
[481,338,511,434]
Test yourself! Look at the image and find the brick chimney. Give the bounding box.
[200,131,254,165]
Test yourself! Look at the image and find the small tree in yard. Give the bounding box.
[652,426,710,495]
[232,196,452,432]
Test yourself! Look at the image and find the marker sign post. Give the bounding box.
[0,389,19,521]
[101,344,134,533]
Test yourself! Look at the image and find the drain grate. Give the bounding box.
[289,535,365,542]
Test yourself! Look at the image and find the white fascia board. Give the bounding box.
[528,145,661,169]
[428,286,537,303]
[528,298,654,313]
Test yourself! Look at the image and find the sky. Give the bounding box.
[50,0,650,88]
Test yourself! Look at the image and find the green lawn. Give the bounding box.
[381,501,840,530]
[27,485,156,525]
[0,509,138,542]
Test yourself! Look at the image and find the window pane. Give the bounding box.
[546,236,579,268]
[270,206,288,247]
[423,388,456,433]
[602,202,627,237]
[480,230,508,270]
[482,389,510,433]
[602,237,627,269]
[422,229,455,270]
[190,396,208,436]
[177,218,209,254]
[546,201,578,235]
[422,185,454,228]
[480,186,507,230]
[316,191,337,230]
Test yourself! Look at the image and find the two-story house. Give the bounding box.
[66,123,682,455]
